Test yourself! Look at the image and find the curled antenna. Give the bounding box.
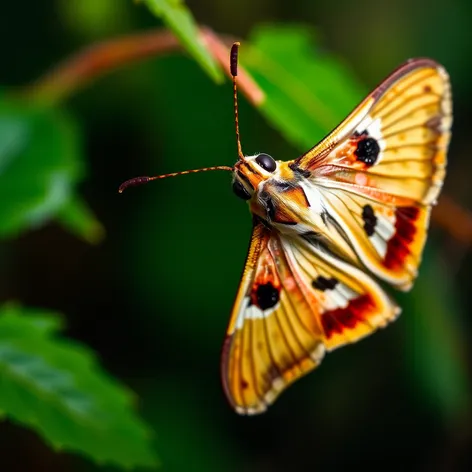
[230,42,244,160]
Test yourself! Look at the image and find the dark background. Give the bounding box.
[0,0,471,471]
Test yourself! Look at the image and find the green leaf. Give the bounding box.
[0,304,158,468]
[243,25,367,150]
[0,93,101,242]
[0,97,79,236]
[57,195,105,244]
[140,0,223,83]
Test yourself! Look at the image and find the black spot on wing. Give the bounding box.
[362,204,377,236]
[312,276,338,291]
[354,137,380,166]
[256,283,280,310]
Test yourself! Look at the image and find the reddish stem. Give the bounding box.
[24,27,264,106]
[432,196,472,245]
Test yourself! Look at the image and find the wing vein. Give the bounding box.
[378,94,439,128]
[373,70,437,116]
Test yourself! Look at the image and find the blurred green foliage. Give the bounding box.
[0,304,157,468]
[0,0,471,471]
[0,94,98,241]
[243,25,367,150]
[403,248,470,420]
[142,0,223,82]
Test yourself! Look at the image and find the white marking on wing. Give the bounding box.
[375,215,396,240]
[234,301,247,330]
[337,283,358,300]
[370,233,388,258]
[235,297,278,330]
[299,182,325,214]
[324,283,357,311]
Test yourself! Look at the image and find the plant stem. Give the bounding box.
[23,27,264,106]
[432,196,472,245]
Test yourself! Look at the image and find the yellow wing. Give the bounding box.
[221,221,398,415]
[291,58,451,290]
[223,59,451,415]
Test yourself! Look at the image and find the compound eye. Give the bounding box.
[232,180,251,200]
[255,153,276,172]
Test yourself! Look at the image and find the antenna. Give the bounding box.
[230,42,244,160]
[119,42,243,194]
[118,165,233,193]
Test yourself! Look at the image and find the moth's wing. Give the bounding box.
[293,59,451,290]
[221,221,398,415]
[308,187,430,290]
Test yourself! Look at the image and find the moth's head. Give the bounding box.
[232,153,278,200]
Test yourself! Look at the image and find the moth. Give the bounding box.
[120,43,452,415]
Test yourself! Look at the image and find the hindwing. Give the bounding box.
[222,221,398,415]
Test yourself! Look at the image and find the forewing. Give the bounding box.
[221,222,398,415]
[293,59,451,289]
[307,185,430,290]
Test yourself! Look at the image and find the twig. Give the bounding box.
[432,195,472,245]
[23,27,264,106]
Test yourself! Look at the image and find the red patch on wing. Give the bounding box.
[321,295,375,339]
[384,206,420,270]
